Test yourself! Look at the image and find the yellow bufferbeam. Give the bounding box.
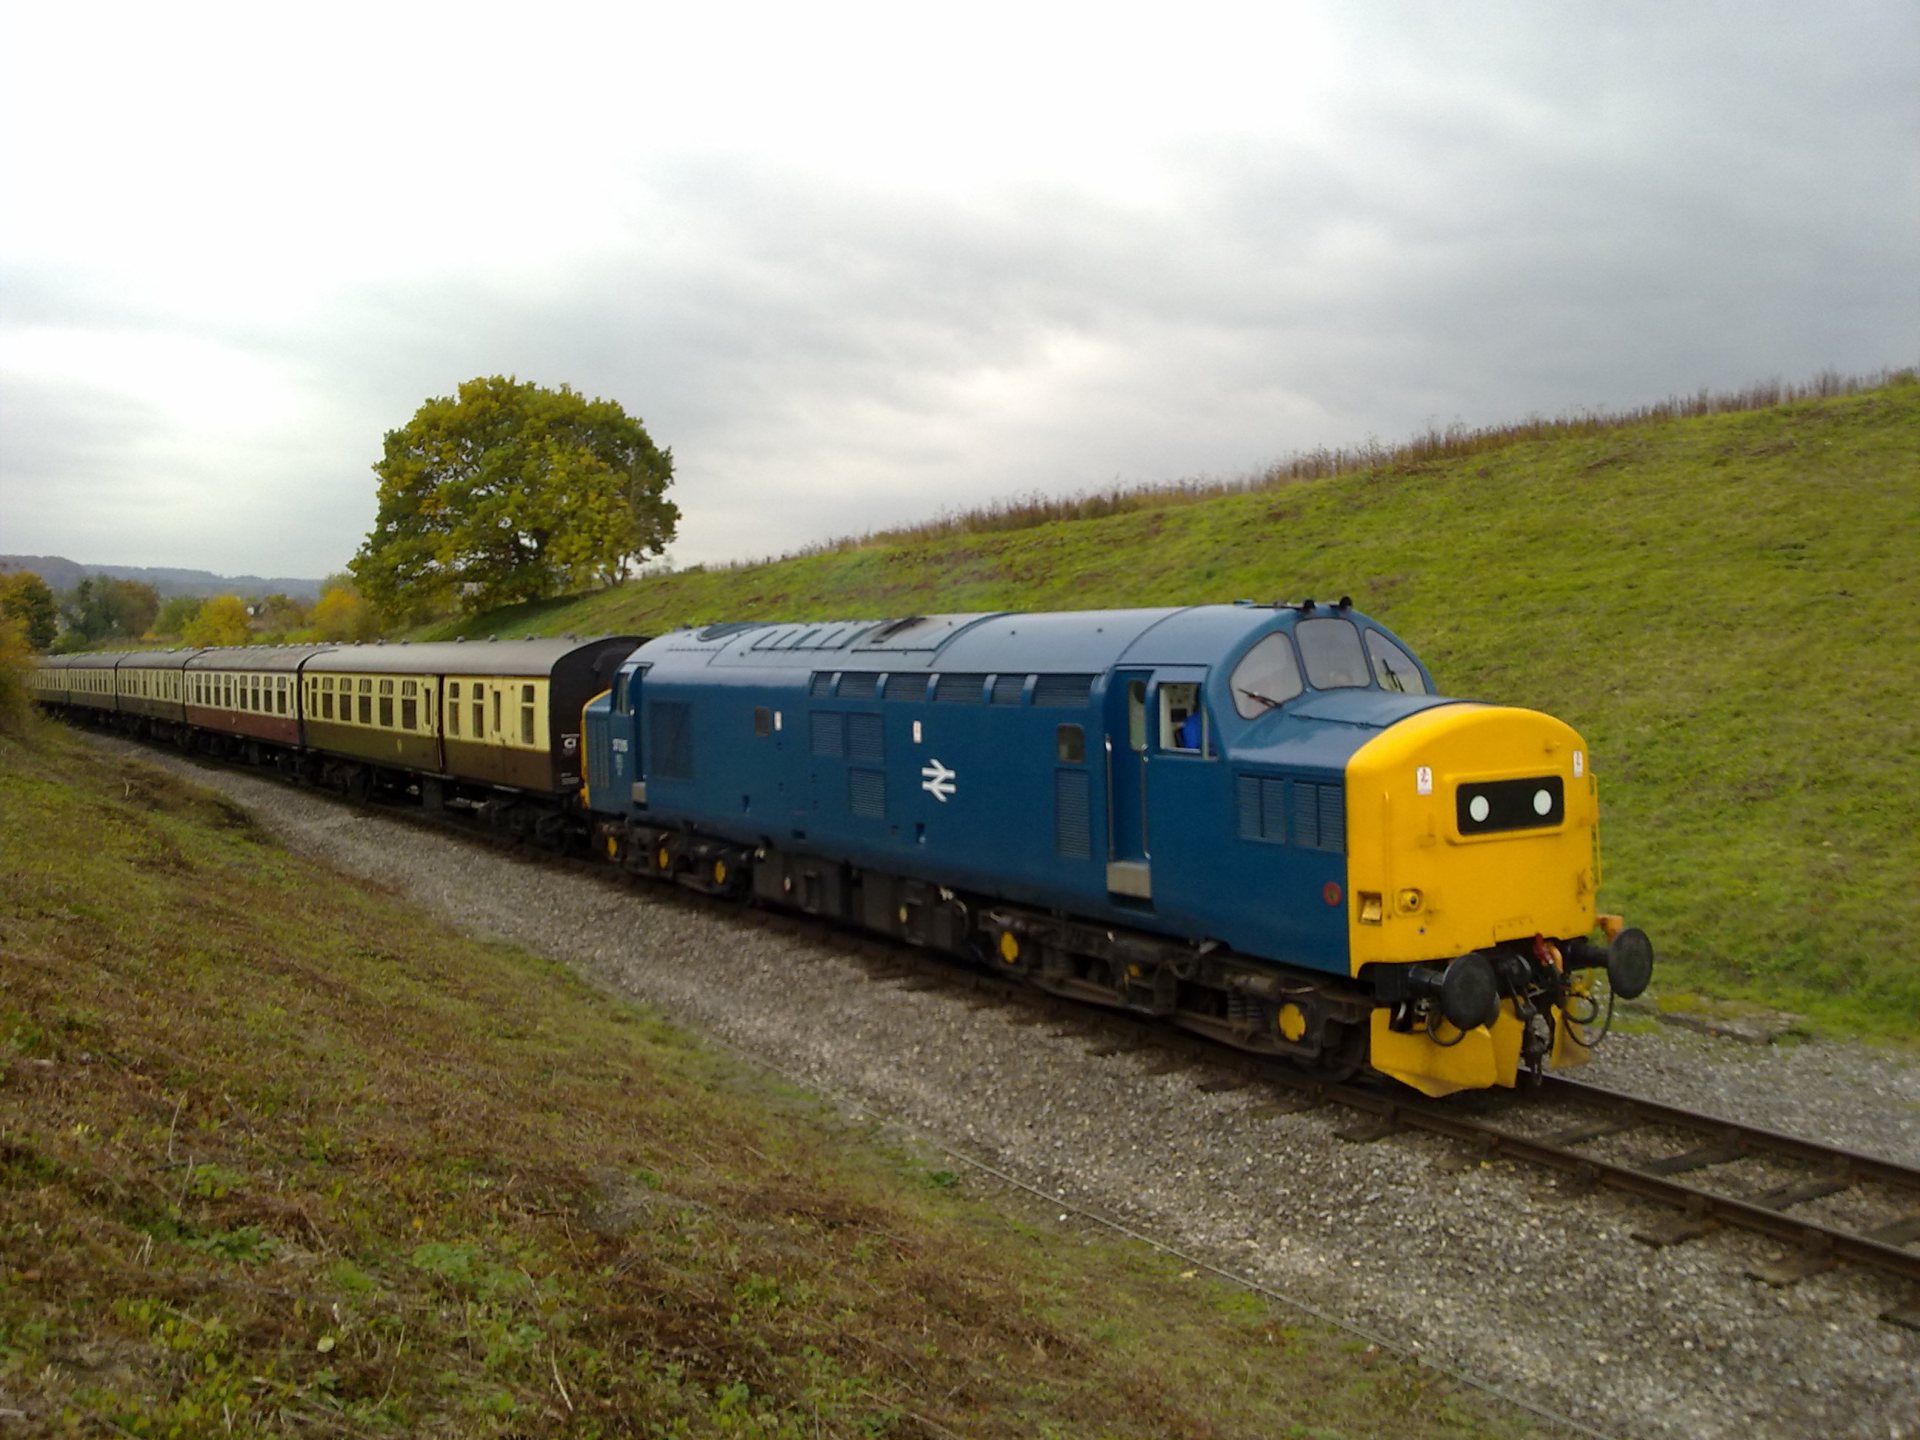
[1369,999,1591,1097]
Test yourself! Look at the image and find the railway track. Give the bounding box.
[733,894,1920,1326]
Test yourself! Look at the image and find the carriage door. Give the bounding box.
[1104,670,1152,901]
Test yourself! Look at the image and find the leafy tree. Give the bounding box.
[309,578,378,642]
[0,572,59,651]
[183,595,252,647]
[153,594,205,638]
[350,376,677,619]
[60,576,160,643]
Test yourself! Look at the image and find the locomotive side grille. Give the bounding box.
[934,673,987,704]
[848,712,885,765]
[990,674,1027,705]
[650,701,694,780]
[884,673,929,702]
[849,767,886,818]
[1055,769,1092,859]
[839,673,880,700]
[809,672,834,697]
[1032,674,1095,707]
[1234,774,1294,843]
[810,711,845,758]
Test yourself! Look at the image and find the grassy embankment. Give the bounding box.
[0,720,1540,1438]
[431,379,1920,1039]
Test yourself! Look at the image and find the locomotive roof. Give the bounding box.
[650,605,1291,674]
[299,636,641,677]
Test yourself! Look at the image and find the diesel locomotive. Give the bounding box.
[581,600,1652,1096]
[30,600,1651,1097]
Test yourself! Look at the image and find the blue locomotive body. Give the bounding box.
[586,604,1439,978]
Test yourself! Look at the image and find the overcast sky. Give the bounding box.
[2,1,1914,581]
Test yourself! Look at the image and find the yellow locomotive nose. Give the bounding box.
[1346,703,1610,1096]
[1345,702,1599,974]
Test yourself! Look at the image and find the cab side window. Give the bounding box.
[1159,682,1208,755]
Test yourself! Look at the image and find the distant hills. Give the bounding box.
[0,555,324,601]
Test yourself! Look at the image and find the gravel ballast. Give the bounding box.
[93,739,1920,1440]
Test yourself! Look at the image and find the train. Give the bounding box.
[29,600,1653,1097]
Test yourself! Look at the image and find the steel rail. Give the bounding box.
[1533,1074,1920,1192]
[1305,1081,1920,1286]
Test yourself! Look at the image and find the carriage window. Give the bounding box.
[448,682,461,736]
[277,677,289,715]
[401,679,418,731]
[1365,631,1428,695]
[1231,633,1305,718]
[520,684,536,745]
[492,689,502,738]
[322,684,334,721]
[379,679,394,729]
[1296,618,1369,690]
[358,679,372,726]
[474,688,486,737]
[252,676,262,712]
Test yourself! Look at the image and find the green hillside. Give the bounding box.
[434,380,1920,1037]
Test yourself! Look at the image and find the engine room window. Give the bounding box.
[1230,633,1304,717]
[1365,632,1427,694]
[1296,618,1370,690]
[1056,724,1085,764]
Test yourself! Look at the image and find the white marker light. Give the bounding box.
[1533,788,1553,816]
[1469,795,1491,823]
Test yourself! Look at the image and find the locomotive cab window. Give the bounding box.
[1231,633,1304,717]
[1365,632,1427,695]
[1296,618,1369,690]
[1127,680,1148,752]
[1159,683,1208,754]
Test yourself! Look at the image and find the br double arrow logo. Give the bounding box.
[920,758,957,802]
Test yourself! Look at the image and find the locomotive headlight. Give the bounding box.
[1457,777,1564,834]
